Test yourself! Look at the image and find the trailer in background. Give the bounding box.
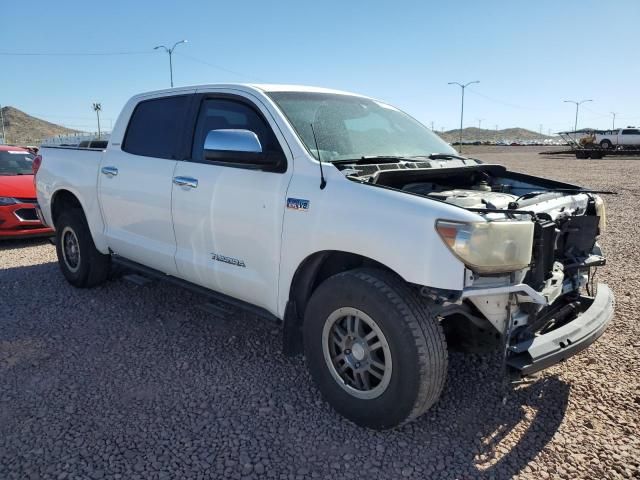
[541,129,640,158]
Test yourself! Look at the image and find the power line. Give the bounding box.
[0,50,152,56]
[466,88,532,110]
[175,52,265,82]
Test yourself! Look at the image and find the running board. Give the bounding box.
[111,255,281,324]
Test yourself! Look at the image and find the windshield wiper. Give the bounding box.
[332,153,473,165]
[427,153,469,161]
[331,156,409,165]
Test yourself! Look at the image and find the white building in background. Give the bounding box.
[41,131,111,146]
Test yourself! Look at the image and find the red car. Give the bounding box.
[0,145,53,238]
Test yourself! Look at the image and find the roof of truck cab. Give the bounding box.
[250,84,361,96]
[134,83,365,99]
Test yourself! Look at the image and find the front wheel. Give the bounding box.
[303,268,448,429]
[600,140,613,150]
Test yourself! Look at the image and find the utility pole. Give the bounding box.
[495,124,498,131]
[611,112,617,130]
[563,99,592,133]
[154,40,188,88]
[477,118,484,129]
[448,80,480,151]
[539,124,543,135]
[0,104,6,144]
[92,103,102,138]
[430,121,434,131]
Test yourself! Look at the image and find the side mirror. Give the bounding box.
[203,129,284,169]
[204,129,262,154]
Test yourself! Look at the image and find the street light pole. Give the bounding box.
[611,112,617,130]
[154,40,188,88]
[92,103,102,138]
[448,81,480,151]
[563,99,592,133]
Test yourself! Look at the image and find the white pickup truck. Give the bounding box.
[596,127,640,149]
[35,84,614,429]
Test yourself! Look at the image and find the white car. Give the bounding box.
[34,84,614,429]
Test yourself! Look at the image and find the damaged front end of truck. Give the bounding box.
[339,157,615,378]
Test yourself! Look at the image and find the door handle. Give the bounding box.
[173,176,198,189]
[101,166,118,177]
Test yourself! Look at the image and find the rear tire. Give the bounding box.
[600,140,613,150]
[303,268,447,429]
[55,209,110,288]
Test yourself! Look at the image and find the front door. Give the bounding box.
[171,94,292,314]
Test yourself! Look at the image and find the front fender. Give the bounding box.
[277,170,479,317]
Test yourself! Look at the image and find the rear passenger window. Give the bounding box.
[123,95,190,159]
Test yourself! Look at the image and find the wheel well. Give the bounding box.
[282,251,396,356]
[51,190,83,226]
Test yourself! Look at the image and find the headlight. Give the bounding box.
[594,195,606,233]
[0,197,19,206]
[436,219,534,273]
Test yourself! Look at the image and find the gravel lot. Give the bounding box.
[1,148,638,479]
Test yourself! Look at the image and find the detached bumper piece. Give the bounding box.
[507,283,614,376]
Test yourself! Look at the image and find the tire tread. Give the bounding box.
[345,269,448,425]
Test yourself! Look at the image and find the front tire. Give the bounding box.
[600,140,613,150]
[55,209,110,288]
[303,268,447,429]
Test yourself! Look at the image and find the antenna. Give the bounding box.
[310,123,327,190]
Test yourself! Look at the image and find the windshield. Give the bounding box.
[0,150,34,175]
[268,92,456,161]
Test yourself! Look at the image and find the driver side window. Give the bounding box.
[191,98,282,163]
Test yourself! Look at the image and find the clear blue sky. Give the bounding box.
[2,0,639,134]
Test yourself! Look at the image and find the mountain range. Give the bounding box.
[437,127,554,143]
[0,106,78,145]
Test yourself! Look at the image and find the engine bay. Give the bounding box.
[338,160,606,298]
[339,161,593,216]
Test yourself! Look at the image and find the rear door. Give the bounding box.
[98,93,193,274]
[171,92,292,313]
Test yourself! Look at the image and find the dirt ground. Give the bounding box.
[1,147,639,479]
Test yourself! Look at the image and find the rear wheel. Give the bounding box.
[600,139,613,150]
[303,268,448,429]
[575,150,589,159]
[55,209,110,288]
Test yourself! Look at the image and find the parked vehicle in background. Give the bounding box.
[0,145,53,238]
[596,127,640,149]
[36,84,614,429]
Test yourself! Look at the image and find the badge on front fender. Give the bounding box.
[287,198,310,211]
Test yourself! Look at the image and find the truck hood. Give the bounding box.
[0,174,36,198]
[338,161,590,221]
